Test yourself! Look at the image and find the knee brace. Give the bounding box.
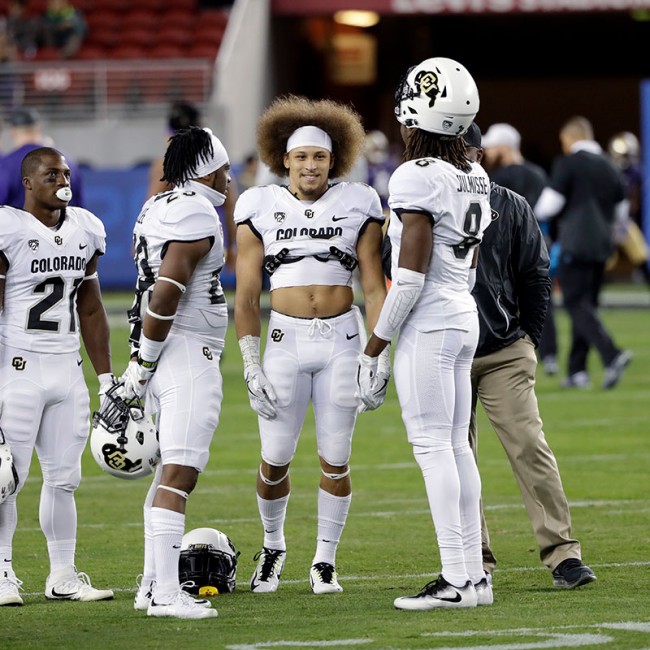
[259,464,289,486]
[321,466,350,481]
[157,484,189,499]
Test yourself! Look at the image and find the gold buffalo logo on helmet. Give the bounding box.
[414,70,440,107]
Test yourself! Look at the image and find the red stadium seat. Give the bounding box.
[85,11,122,34]
[186,42,219,60]
[87,26,119,50]
[132,0,165,10]
[119,28,155,49]
[148,44,185,59]
[122,9,158,32]
[110,45,147,59]
[196,9,229,31]
[159,11,195,31]
[157,27,192,48]
[192,25,226,47]
[75,44,108,60]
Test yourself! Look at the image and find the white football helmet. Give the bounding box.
[0,428,19,504]
[90,383,160,480]
[179,527,240,594]
[394,57,480,137]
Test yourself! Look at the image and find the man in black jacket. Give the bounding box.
[535,116,631,389]
[464,122,596,590]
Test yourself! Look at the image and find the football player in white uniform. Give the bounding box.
[357,58,493,610]
[0,147,115,606]
[234,96,388,595]
[121,126,230,620]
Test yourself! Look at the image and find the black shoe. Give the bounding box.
[552,559,597,589]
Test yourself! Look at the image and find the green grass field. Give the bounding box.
[3,296,649,650]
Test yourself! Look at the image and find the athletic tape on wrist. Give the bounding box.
[239,334,261,370]
[138,334,164,364]
[83,272,98,281]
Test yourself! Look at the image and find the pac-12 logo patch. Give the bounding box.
[28,239,39,251]
[274,212,286,224]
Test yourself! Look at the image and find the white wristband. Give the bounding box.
[239,334,261,370]
[139,334,165,363]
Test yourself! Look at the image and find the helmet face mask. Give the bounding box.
[90,384,160,480]
[394,57,480,137]
[0,429,19,505]
[179,528,240,594]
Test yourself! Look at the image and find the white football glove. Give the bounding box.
[239,334,277,420]
[97,373,118,409]
[244,365,278,420]
[356,346,391,412]
[120,358,156,400]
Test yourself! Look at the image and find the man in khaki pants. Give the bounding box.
[465,123,597,590]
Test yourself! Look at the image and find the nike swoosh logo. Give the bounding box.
[346,333,359,340]
[51,589,77,598]
[79,243,87,250]
[332,216,348,222]
[172,544,181,549]
[440,592,462,603]
[77,359,83,366]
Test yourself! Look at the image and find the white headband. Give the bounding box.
[286,126,332,153]
[193,128,229,177]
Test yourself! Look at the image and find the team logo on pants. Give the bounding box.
[203,346,213,361]
[11,357,26,371]
[270,329,284,342]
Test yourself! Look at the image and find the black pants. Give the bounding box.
[558,256,620,375]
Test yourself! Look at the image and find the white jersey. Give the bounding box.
[0,206,105,353]
[388,157,492,330]
[234,182,384,290]
[130,183,227,348]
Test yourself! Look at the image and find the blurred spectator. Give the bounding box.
[0,21,22,114]
[6,0,38,59]
[535,116,631,390]
[364,129,397,211]
[482,122,559,376]
[39,0,87,59]
[0,107,85,207]
[148,100,237,270]
[606,131,650,287]
[236,153,259,192]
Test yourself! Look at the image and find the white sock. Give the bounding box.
[312,489,351,567]
[257,494,289,551]
[40,484,77,572]
[150,507,185,603]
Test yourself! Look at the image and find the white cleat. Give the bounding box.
[0,570,24,606]
[475,573,493,606]
[310,562,343,594]
[394,576,477,610]
[45,566,113,601]
[250,548,286,593]
[134,574,155,611]
[147,589,217,619]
